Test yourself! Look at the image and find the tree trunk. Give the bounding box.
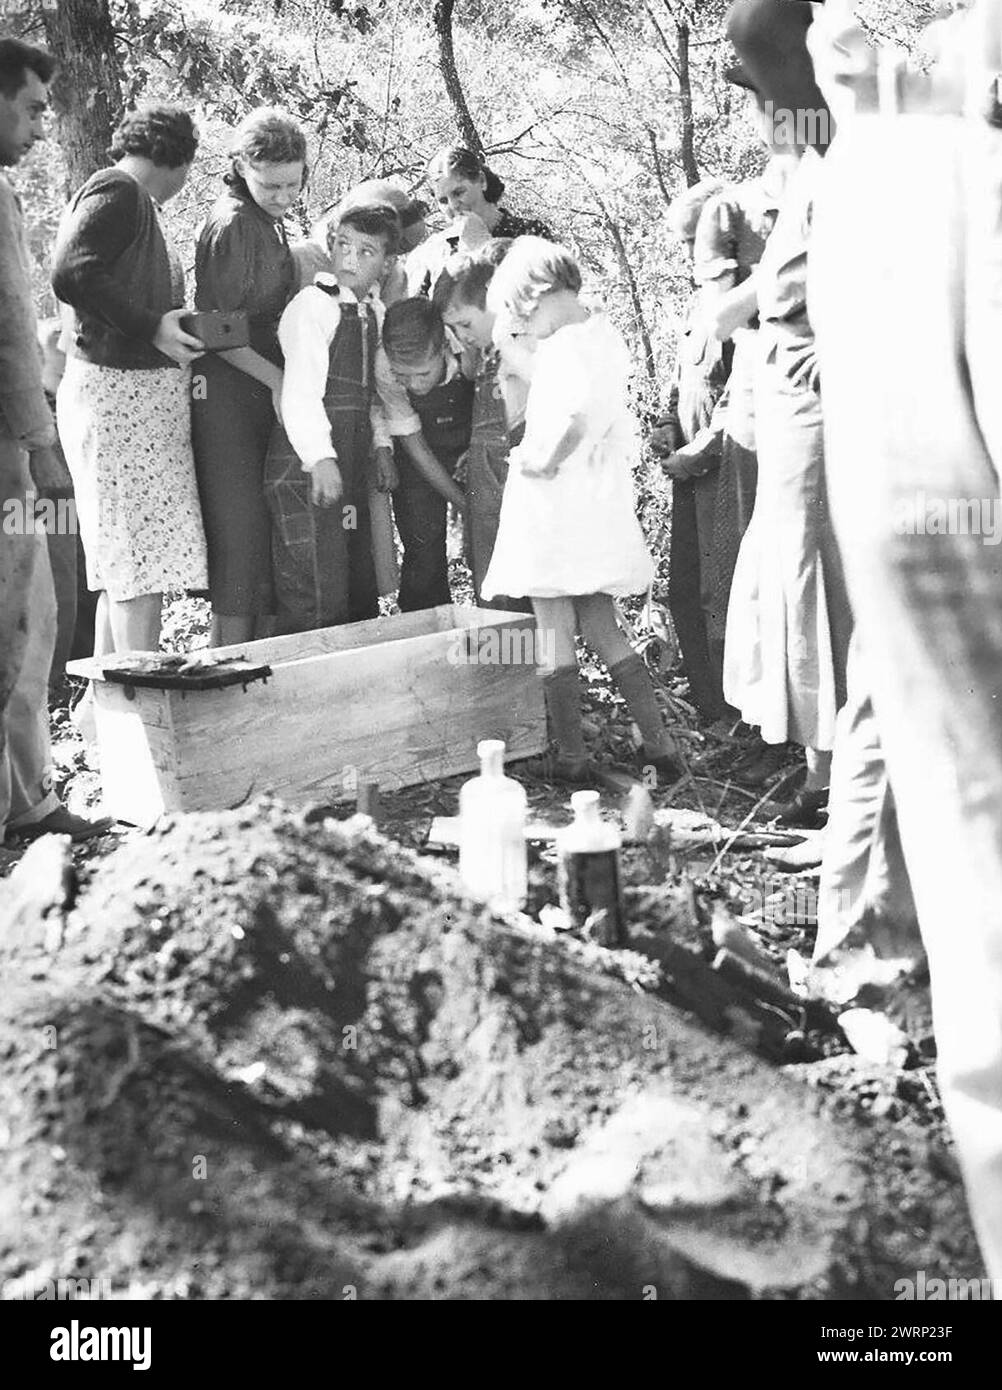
[595,200,656,387]
[676,19,699,187]
[432,0,484,156]
[42,0,124,195]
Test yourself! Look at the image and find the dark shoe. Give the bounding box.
[7,806,114,844]
[764,787,829,830]
[520,752,598,787]
[636,745,685,784]
[734,743,796,789]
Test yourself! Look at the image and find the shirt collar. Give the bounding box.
[311,274,380,308]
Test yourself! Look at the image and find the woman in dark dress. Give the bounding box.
[191,107,305,646]
[408,145,552,298]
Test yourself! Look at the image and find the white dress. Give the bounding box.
[481,314,654,600]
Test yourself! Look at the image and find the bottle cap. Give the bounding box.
[477,739,506,773]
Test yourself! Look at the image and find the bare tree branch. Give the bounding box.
[432,0,485,156]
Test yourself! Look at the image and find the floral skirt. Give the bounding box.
[57,357,208,602]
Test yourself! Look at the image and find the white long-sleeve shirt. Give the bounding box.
[278,279,420,471]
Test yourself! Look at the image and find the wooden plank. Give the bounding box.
[66,609,457,682]
[91,684,178,826]
[203,605,459,665]
[81,609,548,819]
[157,617,545,811]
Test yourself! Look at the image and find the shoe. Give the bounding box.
[734,743,797,789]
[7,806,114,844]
[764,787,829,830]
[762,830,825,871]
[520,752,599,786]
[635,745,685,784]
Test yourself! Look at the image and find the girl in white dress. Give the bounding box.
[482,237,681,783]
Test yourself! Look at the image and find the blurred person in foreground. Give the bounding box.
[809,0,1002,1279]
[0,36,110,857]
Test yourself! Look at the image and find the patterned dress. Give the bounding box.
[56,190,208,602]
[407,206,554,297]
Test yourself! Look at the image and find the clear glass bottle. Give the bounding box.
[458,740,528,913]
[556,790,625,944]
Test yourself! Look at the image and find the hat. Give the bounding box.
[725,0,831,145]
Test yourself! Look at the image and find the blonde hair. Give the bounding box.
[484,235,581,325]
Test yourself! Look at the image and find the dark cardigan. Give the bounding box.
[52,167,179,370]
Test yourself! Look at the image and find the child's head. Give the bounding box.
[335,179,428,253]
[382,297,449,396]
[484,236,582,343]
[328,203,400,298]
[432,238,512,350]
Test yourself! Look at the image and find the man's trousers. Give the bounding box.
[1,441,59,838]
[812,113,1002,1279]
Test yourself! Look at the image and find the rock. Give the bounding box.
[0,835,75,954]
[838,1008,911,1069]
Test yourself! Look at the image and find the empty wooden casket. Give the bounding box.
[67,606,548,826]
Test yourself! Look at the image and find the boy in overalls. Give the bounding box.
[265,203,407,634]
[381,297,473,611]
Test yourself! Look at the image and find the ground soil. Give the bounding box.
[0,595,981,1300]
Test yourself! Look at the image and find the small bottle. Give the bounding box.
[458,740,528,913]
[556,791,625,945]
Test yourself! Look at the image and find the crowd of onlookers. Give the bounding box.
[4,0,1002,1288]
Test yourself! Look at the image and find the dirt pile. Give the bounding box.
[0,800,982,1299]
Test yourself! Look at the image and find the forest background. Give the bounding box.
[4,1,934,401]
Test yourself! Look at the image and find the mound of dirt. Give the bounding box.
[0,800,982,1300]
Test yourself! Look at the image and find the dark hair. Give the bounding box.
[333,202,401,257]
[427,145,505,206]
[433,237,514,312]
[0,37,55,98]
[383,297,446,366]
[333,179,427,252]
[108,105,199,169]
[225,107,307,198]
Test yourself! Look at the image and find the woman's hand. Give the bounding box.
[153,309,205,366]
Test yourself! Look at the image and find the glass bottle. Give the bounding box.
[458,739,528,913]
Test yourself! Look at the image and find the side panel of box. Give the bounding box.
[91,684,179,825]
[166,620,547,809]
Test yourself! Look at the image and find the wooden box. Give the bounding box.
[67,606,547,826]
